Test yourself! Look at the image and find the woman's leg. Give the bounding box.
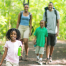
[20,39,24,56]
[23,38,28,56]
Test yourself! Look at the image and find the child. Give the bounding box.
[0,28,22,66]
[34,20,48,65]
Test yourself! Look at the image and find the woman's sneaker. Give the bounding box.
[24,55,28,61]
[49,57,52,62]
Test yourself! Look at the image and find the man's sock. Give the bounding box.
[37,56,39,59]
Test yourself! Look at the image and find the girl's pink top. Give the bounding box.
[5,40,22,63]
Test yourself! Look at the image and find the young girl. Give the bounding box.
[0,28,22,66]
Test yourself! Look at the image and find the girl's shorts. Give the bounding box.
[35,46,44,54]
[18,25,30,39]
[6,61,19,66]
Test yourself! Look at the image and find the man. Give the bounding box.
[43,2,60,64]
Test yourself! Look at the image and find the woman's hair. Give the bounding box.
[24,3,29,7]
[6,28,20,40]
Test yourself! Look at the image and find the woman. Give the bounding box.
[16,3,32,60]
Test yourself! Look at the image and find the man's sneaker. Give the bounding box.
[36,59,39,63]
[45,59,50,64]
[38,61,43,65]
[49,57,52,62]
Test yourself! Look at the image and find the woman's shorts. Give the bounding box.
[35,46,44,54]
[18,25,30,39]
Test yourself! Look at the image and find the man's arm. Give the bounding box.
[56,19,60,36]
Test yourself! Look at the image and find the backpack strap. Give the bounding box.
[54,9,57,25]
[20,11,23,24]
[45,10,47,27]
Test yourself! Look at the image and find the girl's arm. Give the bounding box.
[29,14,32,36]
[0,47,8,66]
[16,13,21,29]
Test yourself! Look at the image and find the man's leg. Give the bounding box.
[50,46,54,56]
[46,33,51,64]
[49,34,56,62]
[46,45,50,59]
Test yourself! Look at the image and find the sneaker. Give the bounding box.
[19,56,23,60]
[45,59,50,65]
[49,57,52,62]
[38,61,43,65]
[24,55,28,61]
[36,59,39,63]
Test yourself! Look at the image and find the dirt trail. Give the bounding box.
[0,40,66,66]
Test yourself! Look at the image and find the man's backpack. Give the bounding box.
[44,7,57,27]
[20,11,34,35]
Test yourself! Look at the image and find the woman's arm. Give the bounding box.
[29,14,32,36]
[34,36,36,45]
[0,47,8,66]
[16,13,21,29]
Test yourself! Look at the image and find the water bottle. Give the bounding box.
[18,46,22,56]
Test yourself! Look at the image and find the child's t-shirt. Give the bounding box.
[5,40,22,63]
[34,27,48,47]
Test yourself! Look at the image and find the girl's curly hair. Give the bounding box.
[6,28,21,40]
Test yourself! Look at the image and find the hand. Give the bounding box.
[56,32,59,36]
[0,63,2,66]
[34,41,36,45]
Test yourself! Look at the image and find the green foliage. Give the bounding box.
[0,46,4,55]
[0,0,66,40]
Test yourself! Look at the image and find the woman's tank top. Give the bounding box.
[20,13,30,26]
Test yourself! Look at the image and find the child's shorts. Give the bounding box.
[18,25,30,39]
[35,46,44,54]
[6,61,19,66]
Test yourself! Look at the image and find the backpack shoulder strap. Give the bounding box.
[54,9,58,23]
[20,11,23,23]
[29,12,31,19]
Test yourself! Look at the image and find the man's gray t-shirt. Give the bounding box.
[43,9,60,34]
